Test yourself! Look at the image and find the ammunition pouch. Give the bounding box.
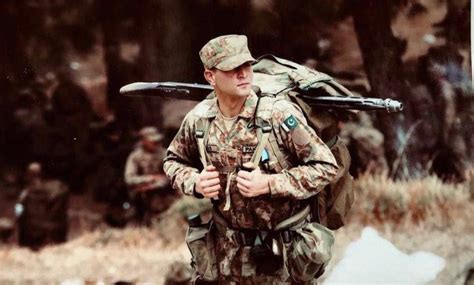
[185,222,219,282]
[213,223,286,276]
[282,222,335,282]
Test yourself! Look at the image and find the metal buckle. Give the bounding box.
[195,130,204,138]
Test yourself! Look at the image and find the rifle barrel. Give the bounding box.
[120,81,403,113]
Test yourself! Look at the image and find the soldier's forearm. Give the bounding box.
[125,175,154,186]
[268,162,337,199]
[163,160,200,196]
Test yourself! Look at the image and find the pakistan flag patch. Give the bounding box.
[282,115,298,132]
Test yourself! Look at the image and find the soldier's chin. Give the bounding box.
[235,85,251,96]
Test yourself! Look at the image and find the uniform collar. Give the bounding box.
[203,89,259,119]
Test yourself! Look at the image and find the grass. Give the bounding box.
[351,172,473,227]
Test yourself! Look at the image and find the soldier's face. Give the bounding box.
[208,62,253,98]
[143,139,159,152]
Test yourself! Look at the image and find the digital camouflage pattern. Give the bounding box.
[164,91,338,228]
[199,35,255,71]
[164,91,338,283]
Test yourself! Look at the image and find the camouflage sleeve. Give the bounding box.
[268,100,338,199]
[163,113,201,196]
[124,151,154,186]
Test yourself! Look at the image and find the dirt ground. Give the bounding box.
[0,191,472,284]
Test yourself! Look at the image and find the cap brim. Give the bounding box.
[215,53,256,71]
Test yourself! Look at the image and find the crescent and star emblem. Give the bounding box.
[282,115,299,132]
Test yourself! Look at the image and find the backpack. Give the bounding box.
[251,55,354,230]
[197,55,354,230]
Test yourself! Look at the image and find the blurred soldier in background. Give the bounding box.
[17,162,69,249]
[125,126,176,226]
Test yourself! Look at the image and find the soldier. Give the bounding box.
[17,162,69,249]
[124,126,173,225]
[164,35,339,284]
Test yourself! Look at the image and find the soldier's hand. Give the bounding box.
[153,174,169,188]
[195,165,221,199]
[237,162,271,197]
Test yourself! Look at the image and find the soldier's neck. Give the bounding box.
[216,93,247,118]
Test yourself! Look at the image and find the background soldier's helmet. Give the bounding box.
[199,34,255,71]
[139,126,163,142]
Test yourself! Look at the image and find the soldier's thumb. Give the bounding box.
[206,165,216,172]
[242,162,255,170]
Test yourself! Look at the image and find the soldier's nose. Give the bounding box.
[236,65,249,78]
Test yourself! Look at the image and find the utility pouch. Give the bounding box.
[185,221,219,281]
[285,222,334,282]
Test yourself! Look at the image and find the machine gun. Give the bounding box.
[120,81,403,113]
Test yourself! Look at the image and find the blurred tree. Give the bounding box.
[436,0,470,47]
[97,0,144,132]
[349,0,472,179]
[0,1,37,166]
[348,0,431,178]
[0,0,99,169]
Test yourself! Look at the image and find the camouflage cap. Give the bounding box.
[199,34,255,71]
[139,126,163,142]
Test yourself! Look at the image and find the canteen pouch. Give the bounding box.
[284,222,335,282]
[185,223,219,281]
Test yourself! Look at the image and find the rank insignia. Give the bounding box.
[282,115,298,132]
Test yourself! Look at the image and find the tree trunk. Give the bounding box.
[98,0,145,131]
[0,1,35,165]
[444,0,470,46]
[349,0,427,178]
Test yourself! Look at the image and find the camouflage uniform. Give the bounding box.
[124,145,166,188]
[164,35,338,284]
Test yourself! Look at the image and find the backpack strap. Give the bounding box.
[267,133,289,172]
[252,96,290,172]
[195,118,211,168]
[196,117,222,204]
[250,121,272,167]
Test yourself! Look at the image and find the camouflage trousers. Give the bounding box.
[186,217,334,285]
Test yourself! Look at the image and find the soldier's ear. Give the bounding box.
[204,69,215,86]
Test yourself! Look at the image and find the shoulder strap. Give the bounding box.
[251,96,291,171]
[250,121,272,166]
[195,118,211,168]
[251,96,290,171]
